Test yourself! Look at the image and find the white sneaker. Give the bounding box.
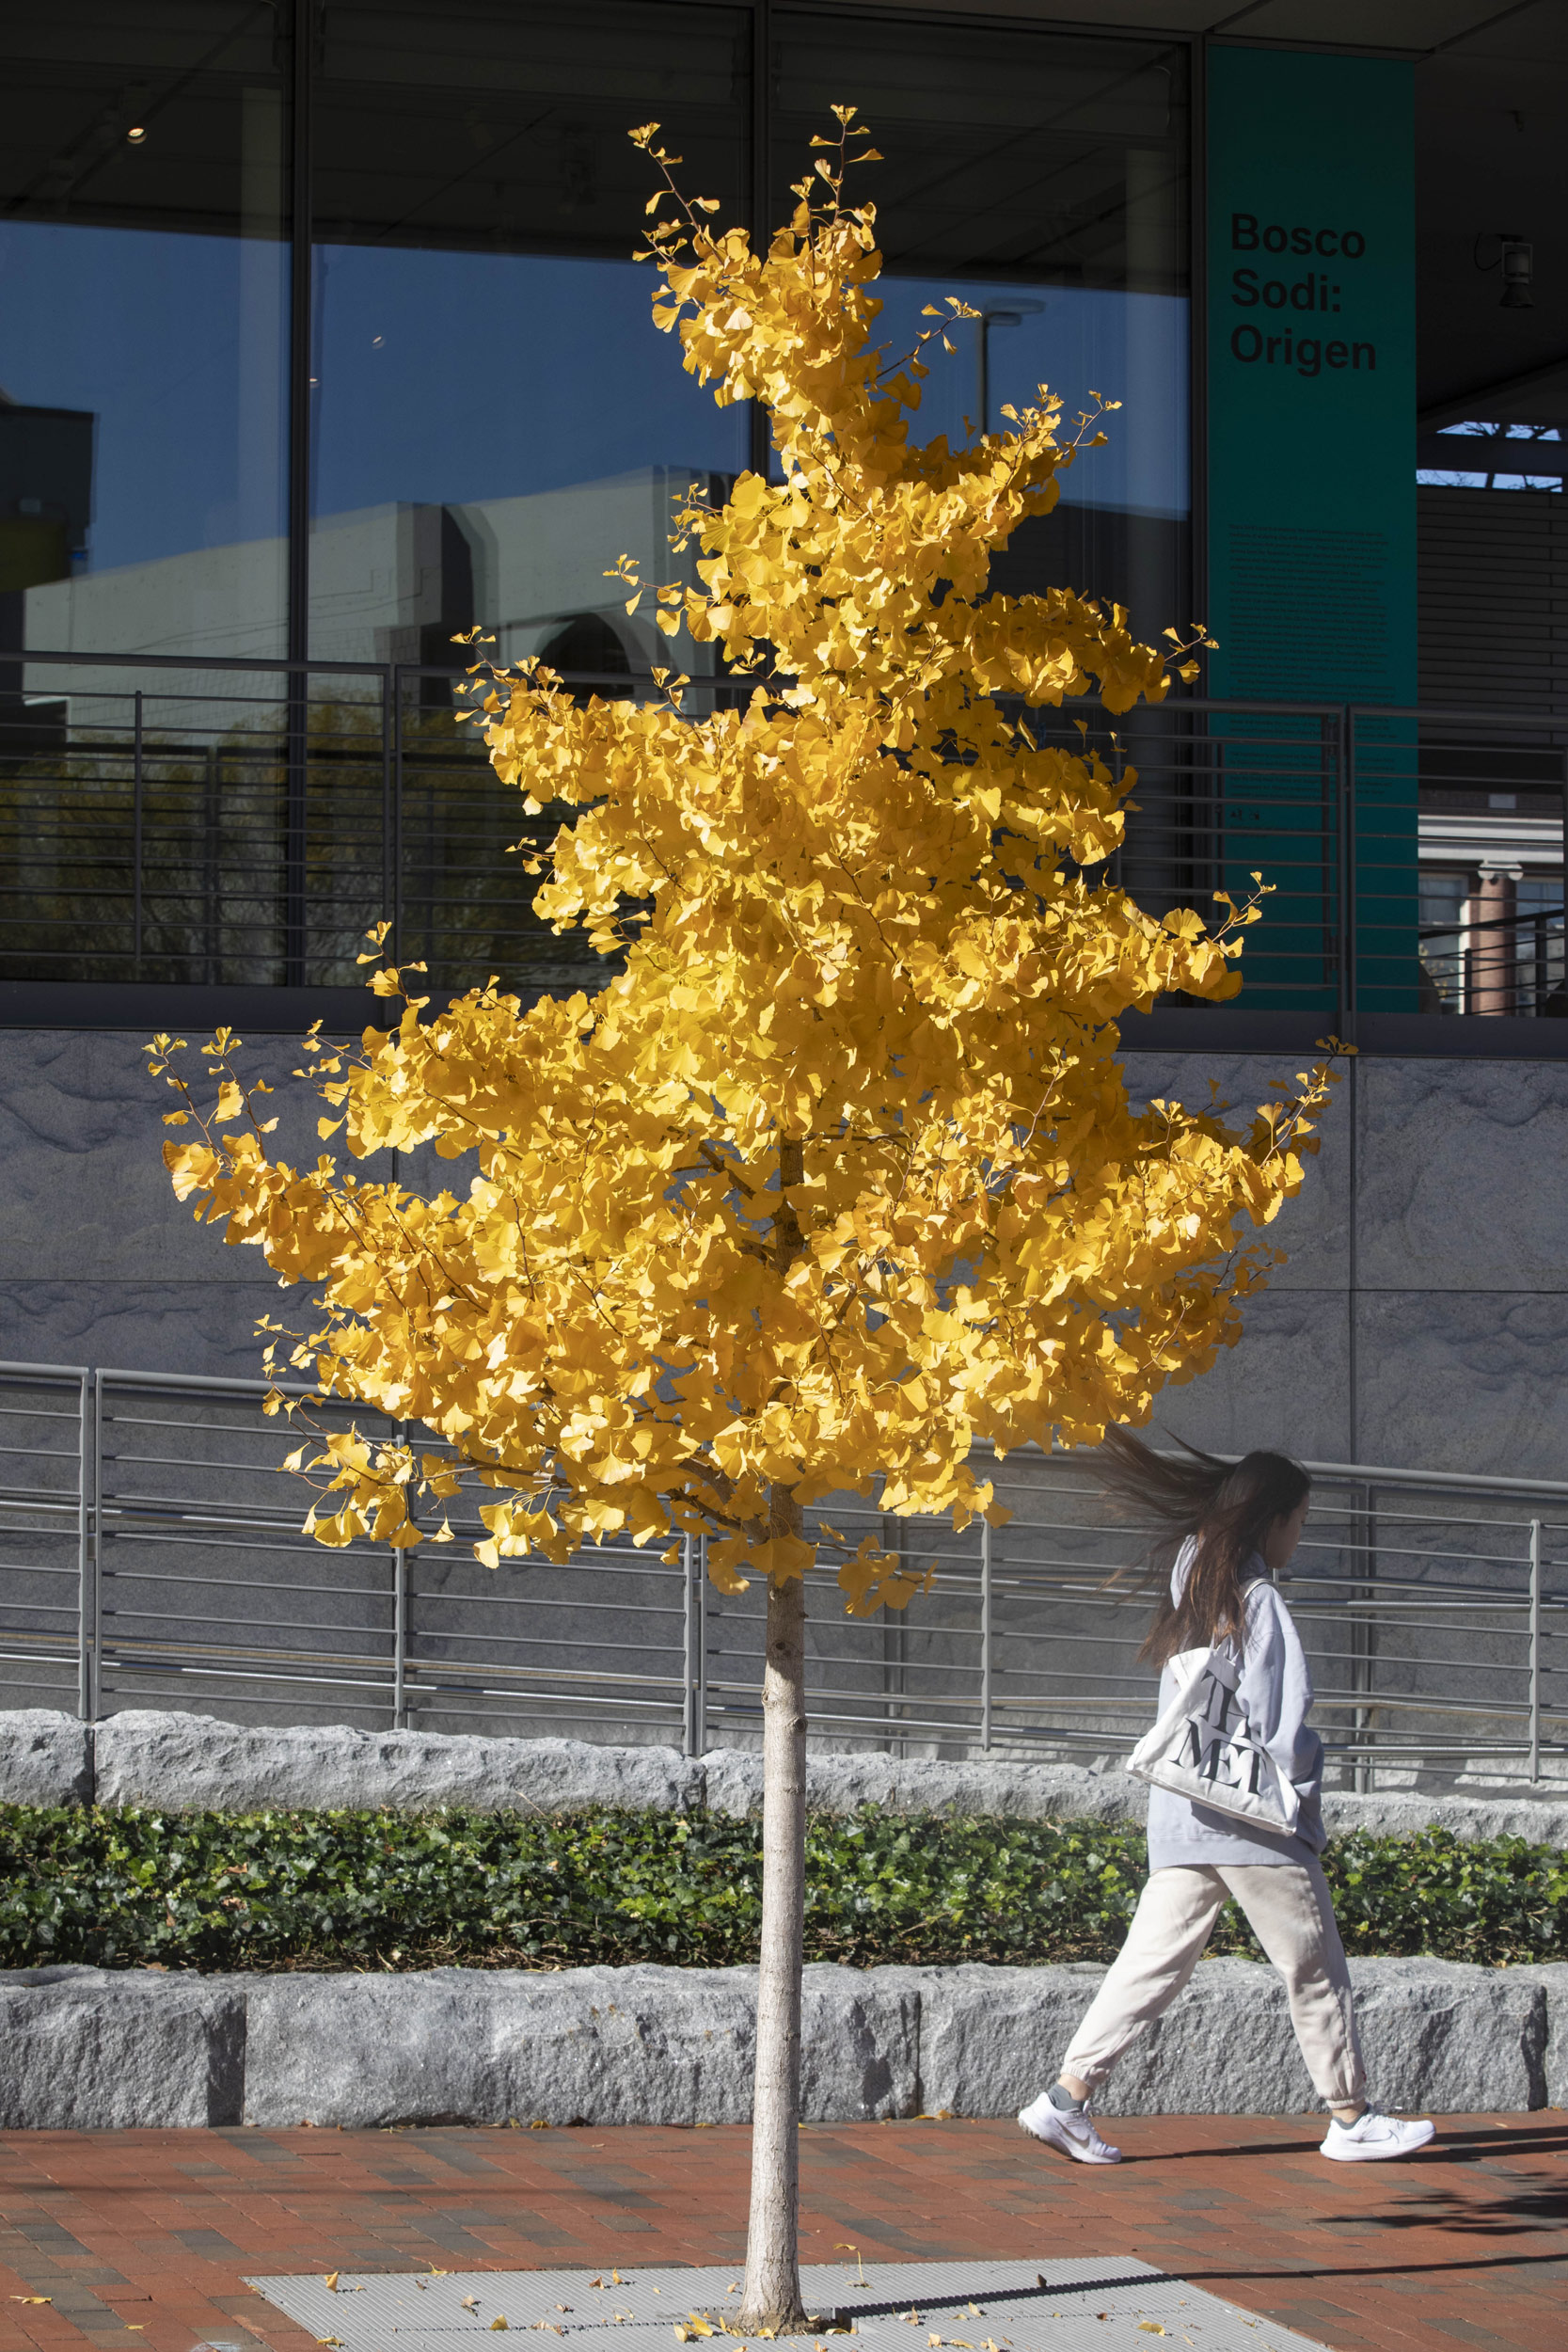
[1017,2090,1121,2165]
[1320,2107,1436,2162]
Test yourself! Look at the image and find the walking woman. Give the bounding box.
[1018,1433,1435,2167]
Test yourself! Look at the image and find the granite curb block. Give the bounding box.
[242,1963,920,2129]
[892,1955,1555,2119]
[90,1713,707,1817]
[1513,1961,1568,2106]
[0,1710,94,1807]
[23,1710,1563,1841]
[0,1965,245,2128]
[0,1956,1559,2129]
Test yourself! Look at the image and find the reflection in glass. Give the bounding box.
[866,278,1188,635]
[768,11,1192,943]
[306,1,751,991]
[309,249,747,680]
[771,10,1190,634]
[309,1,750,685]
[0,4,288,670]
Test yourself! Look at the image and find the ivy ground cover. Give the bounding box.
[1,1804,1560,1975]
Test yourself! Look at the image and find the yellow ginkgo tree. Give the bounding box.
[148,110,1337,2330]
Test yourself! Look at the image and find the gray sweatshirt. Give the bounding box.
[1144,1540,1326,1871]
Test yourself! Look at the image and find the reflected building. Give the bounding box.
[22,467,734,712]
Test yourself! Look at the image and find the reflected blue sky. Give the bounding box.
[312,248,749,516]
[317,250,1188,521]
[0,221,287,575]
[2,224,1186,583]
[870,278,1189,516]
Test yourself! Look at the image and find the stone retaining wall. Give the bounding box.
[2,1712,1562,2131]
[0,1956,1562,2130]
[5,1710,1566,1843]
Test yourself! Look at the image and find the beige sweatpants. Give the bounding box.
[1061,1859,1365,2107]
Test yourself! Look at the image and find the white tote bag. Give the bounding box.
[1126,1639,1301,1840]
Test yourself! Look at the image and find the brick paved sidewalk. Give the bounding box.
[0,2113,1560,2352]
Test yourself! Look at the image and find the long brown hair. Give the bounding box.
[1098,1427,1310,1668]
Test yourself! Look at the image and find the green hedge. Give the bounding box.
[0,1804,1561,1974]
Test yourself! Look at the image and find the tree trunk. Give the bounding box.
[738,1516,809,2332]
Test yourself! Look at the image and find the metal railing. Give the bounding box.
[2,1360,1563,1788]
[1419,902,1566,1017]
[4,651,1567,1025]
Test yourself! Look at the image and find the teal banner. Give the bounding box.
[1207,46,1417,1012]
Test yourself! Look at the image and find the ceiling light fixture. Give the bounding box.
[1500,238,1533,309]
[126,125,147,144]
[1476,230,1533,310]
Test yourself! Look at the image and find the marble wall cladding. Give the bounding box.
[0,1279,288,1376]
[0,1028,320,1377]
[1136,1287,1354,1463]
[0,1028,475,1378]
[2,1029,1567,1476]
[1118,1049,1353,1293]
[1355,1057,1568,1294]
[1353,1288,1568,1478]
[0,1030,317,1285]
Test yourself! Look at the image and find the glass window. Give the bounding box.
[0,2,289,666]
[1418,867,1465,1012]
[306,0,751,992]
[1513,872,1565,1018]
[770,10,1191,639]
[309,1,751,678]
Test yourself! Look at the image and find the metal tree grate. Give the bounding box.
[245,2260,1329,2352]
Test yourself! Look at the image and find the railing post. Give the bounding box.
[75,1371,93,1722]
[691,1534,709,1756]
[1352,1480,1376,1794]
[392,1549,408,1730]
[979,1516,993,1754]
[391,1417,411,1729]
[682,1531,697,1756]
[682,1533,709,1757]
[1528,1517,1542,1788]
[80,1371,103,1723]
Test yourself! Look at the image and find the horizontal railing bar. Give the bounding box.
[105,1637,689,1694]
